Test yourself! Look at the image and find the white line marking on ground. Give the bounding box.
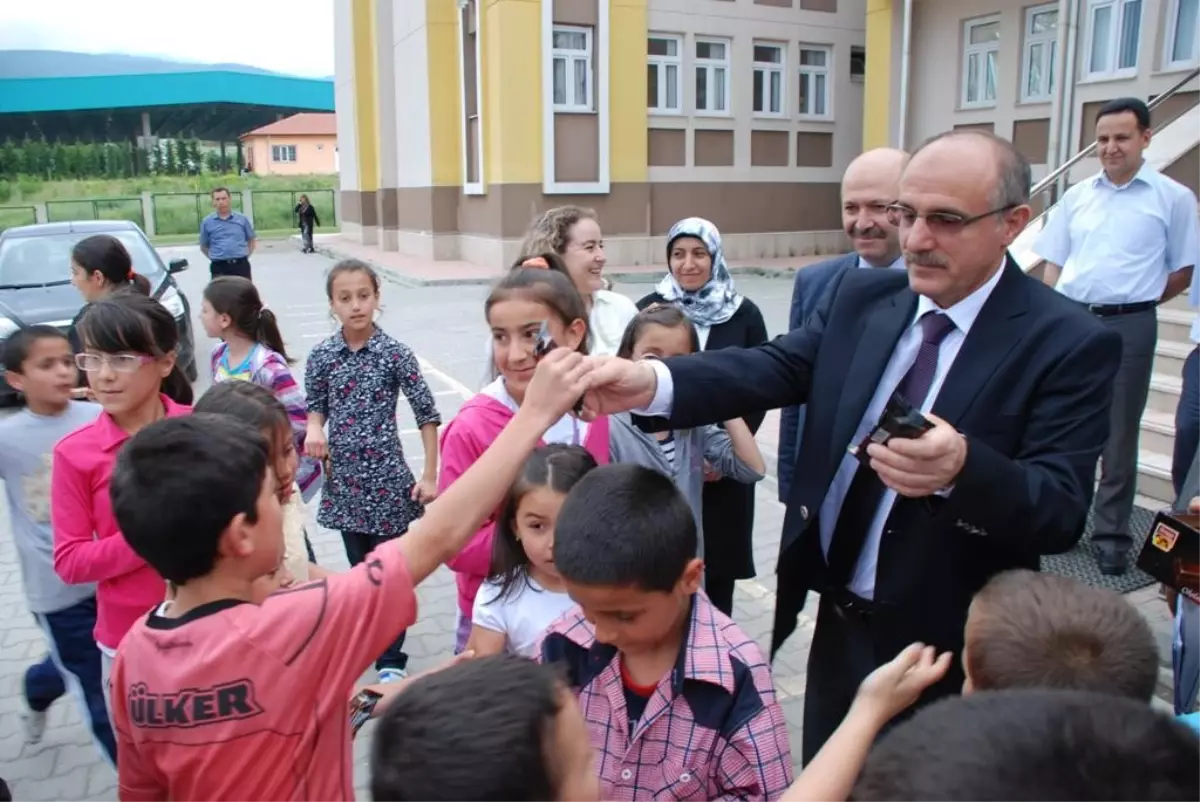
[416,355,475,400]
[433,389,460,397]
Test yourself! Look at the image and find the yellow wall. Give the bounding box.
[484,0,542,184]
[863,0,894,150]
[427,0,464,186]
[610,0,649,182]
[350,0,379,192]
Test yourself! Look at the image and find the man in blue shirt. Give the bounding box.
[199,187,257,280]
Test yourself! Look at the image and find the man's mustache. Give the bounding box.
[905,250,948,267]
[848,225,886,239]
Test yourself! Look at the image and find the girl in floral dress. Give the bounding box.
[304,259,441,682]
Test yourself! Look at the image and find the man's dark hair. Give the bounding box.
[110,414,269,584]
[851,689,1200,801]
[1,325,67,373]
[911,128,1032,208]
[210,186,231,198]
[1097,97,1152,130]
[370,655,569,801]
[968,569,1158,701]
[553,463,696,592]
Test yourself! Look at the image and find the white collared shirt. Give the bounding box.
[858,254,907,270]
[1034,163,1199,304]
[641,259,1007,598]
[589,290,639,356]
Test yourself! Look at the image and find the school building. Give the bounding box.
[332,0,868,266]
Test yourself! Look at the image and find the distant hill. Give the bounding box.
[0,50,298,80]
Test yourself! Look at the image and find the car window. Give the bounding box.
[0,230,166,289]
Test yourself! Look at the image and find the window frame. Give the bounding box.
[1164,0,1200,69]
[551,24,594,112]
[648,33,683,114]
[694,36,733,116]
[1083,0,1143,78]
[961,15,1001,109]
[270,144,297,163]
[1021,4,1059,103]
[850,45,866,82]
[797,44,833,120]
[752,41,787,118]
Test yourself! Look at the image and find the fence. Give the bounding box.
[46,197,145,230]
[153,192,244,237]
[251,189,337,231]
[0,205,37,233]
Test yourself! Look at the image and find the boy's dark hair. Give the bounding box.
[325,258,381,298]
[193,382,292,460]
[1,325,68,373]
[370,655,569,801]
[967,569,1158,701]
[203,276,293,363]
[1097,97,1151,130]
[111,414,269,585]
[553,463,696,592]
[485,267,591,357]
[72,234,151,295]
[616,303,700,360]
[77,292,194,405]
[851,689,1200,801]
[488,445,598,603]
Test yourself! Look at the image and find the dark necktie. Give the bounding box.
[824,311,958,588]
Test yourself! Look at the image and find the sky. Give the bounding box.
[0,0,335,77]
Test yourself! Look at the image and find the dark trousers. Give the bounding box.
[209,257,252,281]
[1173,346,1200,499]
[706,573,737,617]
[300,222,315,251]
[342,531,407,672]
[26,597,117,764]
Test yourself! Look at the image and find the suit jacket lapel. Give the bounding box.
[830,287,917,463]
[931,257,1031,425]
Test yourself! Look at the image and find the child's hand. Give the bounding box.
[522,348,593,423]
[1189,496,1199,514]
[411,477,438,504]
[703,459,723,482]
[850,642,952,727]
[306,427,329,460]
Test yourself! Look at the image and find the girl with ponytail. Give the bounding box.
[200,276,322,501]
[67,234,152,364]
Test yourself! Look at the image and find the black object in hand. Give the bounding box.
[349,688,383,737]
[850,391,935,465]
[533,322,585,415]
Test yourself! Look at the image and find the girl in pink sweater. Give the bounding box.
[440,260,610,652]
[52,292,193,696]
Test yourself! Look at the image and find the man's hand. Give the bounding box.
[867,413,967,497]
[521,348,594,424]
[578,356,658,420]
[850,642,952,728]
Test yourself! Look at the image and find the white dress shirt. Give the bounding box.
[859,255,907,270]
[640,261,1007,598]
[589,290,639,356]
[1034,162,1199,304]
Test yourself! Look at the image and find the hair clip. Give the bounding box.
[521,257,549,269]
[127,270,135,280]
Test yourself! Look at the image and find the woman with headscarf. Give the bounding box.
[636,217,769,617]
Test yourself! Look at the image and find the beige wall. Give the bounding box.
[244,135,339,175]
[645,0,867,183]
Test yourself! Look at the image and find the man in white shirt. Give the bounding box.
[1035,97,1199,575]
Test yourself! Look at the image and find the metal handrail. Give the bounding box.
[1030,66,1200,199]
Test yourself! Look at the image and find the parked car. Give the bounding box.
[0,220,197,404]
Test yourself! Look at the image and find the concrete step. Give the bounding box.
[1137,448,1176,507]
[1162,292,1194,313]
[1159,309,1194,343]
[1154,339,1193,377]
[1148,372,1184,414]
[1139,408,1177,456]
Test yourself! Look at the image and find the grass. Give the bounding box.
[0,175,339,237]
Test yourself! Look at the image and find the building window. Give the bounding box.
[1166,0,1199,67]
[271,145,296,162]
[753,43,786,116]
[695,37,731,114]
[850,45,866,81]
[1085,0,1142,76]
[648,34,682,112]
[1021,4,1058,102]
[552,25,593,111]
[797,45,832,118]
[961,16,1000,108]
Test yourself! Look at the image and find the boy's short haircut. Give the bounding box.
[553,463,696,592]
[370,655,569,801]
[967,569,1158,701]
[1,325,68,372]
[851,689,1199,801]
[110,414,269,585]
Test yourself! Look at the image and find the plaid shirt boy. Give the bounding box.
[540,592,794,801]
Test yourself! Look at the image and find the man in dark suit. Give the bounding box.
[580,130,1122,762]
[779,147,909,501]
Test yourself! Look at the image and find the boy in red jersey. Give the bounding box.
[107,349,591,801]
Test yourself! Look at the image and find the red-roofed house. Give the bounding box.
[240,113,338,175]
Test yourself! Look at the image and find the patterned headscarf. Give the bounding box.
[654,217,744,328]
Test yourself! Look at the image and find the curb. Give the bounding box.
[310,238,807,288]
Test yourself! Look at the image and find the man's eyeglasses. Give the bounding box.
[75,352,155,373]
[885,203,1016,235]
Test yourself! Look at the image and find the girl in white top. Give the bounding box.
[520,206,638,355]
[468,444,598,658]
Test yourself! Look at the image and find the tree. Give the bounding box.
[204,151,222,174]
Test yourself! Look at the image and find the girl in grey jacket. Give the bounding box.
[608,304,765,556]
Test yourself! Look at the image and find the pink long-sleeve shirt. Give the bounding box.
[52,395,191,649]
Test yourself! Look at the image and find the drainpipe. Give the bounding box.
[1044,0,1071,191]
[1055,0,1081,202]
[897,0,914,150]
